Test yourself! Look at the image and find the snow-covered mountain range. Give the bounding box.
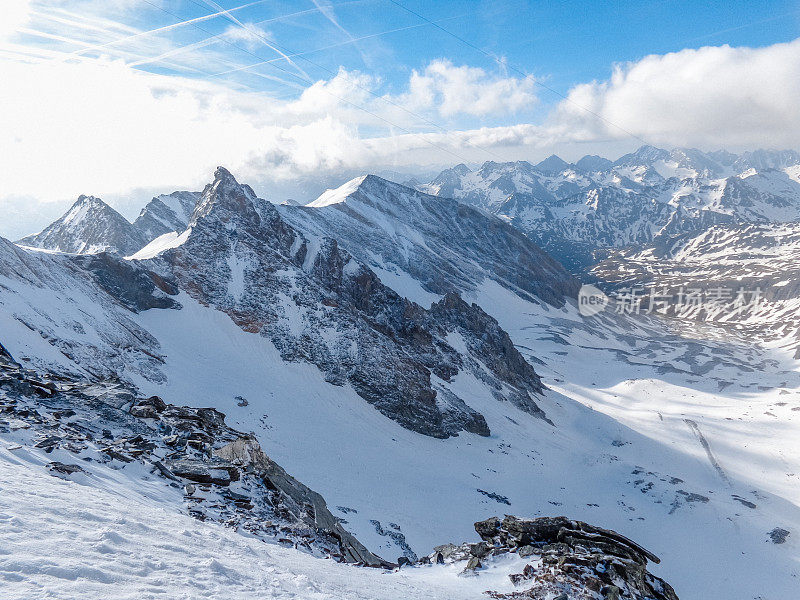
[18,191,199,255]
[3,154,800,599]
[421,146,800,270]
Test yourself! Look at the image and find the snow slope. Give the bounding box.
[125,290,800,599]
[0,439,530,600]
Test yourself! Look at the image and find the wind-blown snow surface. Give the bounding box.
[121,289,800,600]
[0,440,529,599]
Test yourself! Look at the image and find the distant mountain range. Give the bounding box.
[419,146,800,270]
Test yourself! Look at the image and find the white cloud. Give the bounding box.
[0,58,278,200]
[1,0,31,38]
[3,29,800,241]
[554,39,800,148]
[403,59,538,117]
[0,54,543,207]
[222,22,273,52]
[288,67,377,117]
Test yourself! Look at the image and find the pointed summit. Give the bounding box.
[306,174,424,211]
[307,175,369,208]
[190,166,262,227]
[534,154,569,173]
[576,155,613,172]
[18,194,147,255]
[134,191,200,240]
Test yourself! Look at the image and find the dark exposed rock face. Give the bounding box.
[140,167,550,438]
[428,515,678,600]
[427,293,549,421]
[0,351,388,567]
[72,252,180,312]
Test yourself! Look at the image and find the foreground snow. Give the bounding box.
[0,441,530,599]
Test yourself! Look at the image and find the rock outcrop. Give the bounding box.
[425,515,678,600]
[139,167,551,438]
[0,348,389,567]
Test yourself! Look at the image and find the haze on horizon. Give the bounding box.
[2,0,799,238]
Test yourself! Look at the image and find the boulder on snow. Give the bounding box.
[47,462,87,479]
[428,515,678,600]
[165,457,239,486]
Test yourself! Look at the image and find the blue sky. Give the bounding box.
[1,0,800,237]
[66,2,799,100]
[32,0,796,126]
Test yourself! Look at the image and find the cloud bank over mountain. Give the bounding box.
[2,0,799,237]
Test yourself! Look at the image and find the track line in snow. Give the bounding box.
[683,418,732,487]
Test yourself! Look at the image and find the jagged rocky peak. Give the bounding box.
[280,172,579,307]
[420,163,473,197]
[137,168,552,439]
[134,190,199,240]
[613,144,671,167]
[420,144,800,274]
[433,162,471,179]
[18,194,148,256]
[310,174,434,212]
[190,166,263,227]
[306,174,373,207]
[734,148,800,171]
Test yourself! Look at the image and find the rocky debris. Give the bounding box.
[46,461,87,477]
[165,457,239,486]
[426,516,678,600]
[129,395,166,418]
[768,527,790,544]
[676,490,709,503]
[477,488,512,505]
[731,495,757,509]
[0,350,389,568]
[369,520,417,562]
